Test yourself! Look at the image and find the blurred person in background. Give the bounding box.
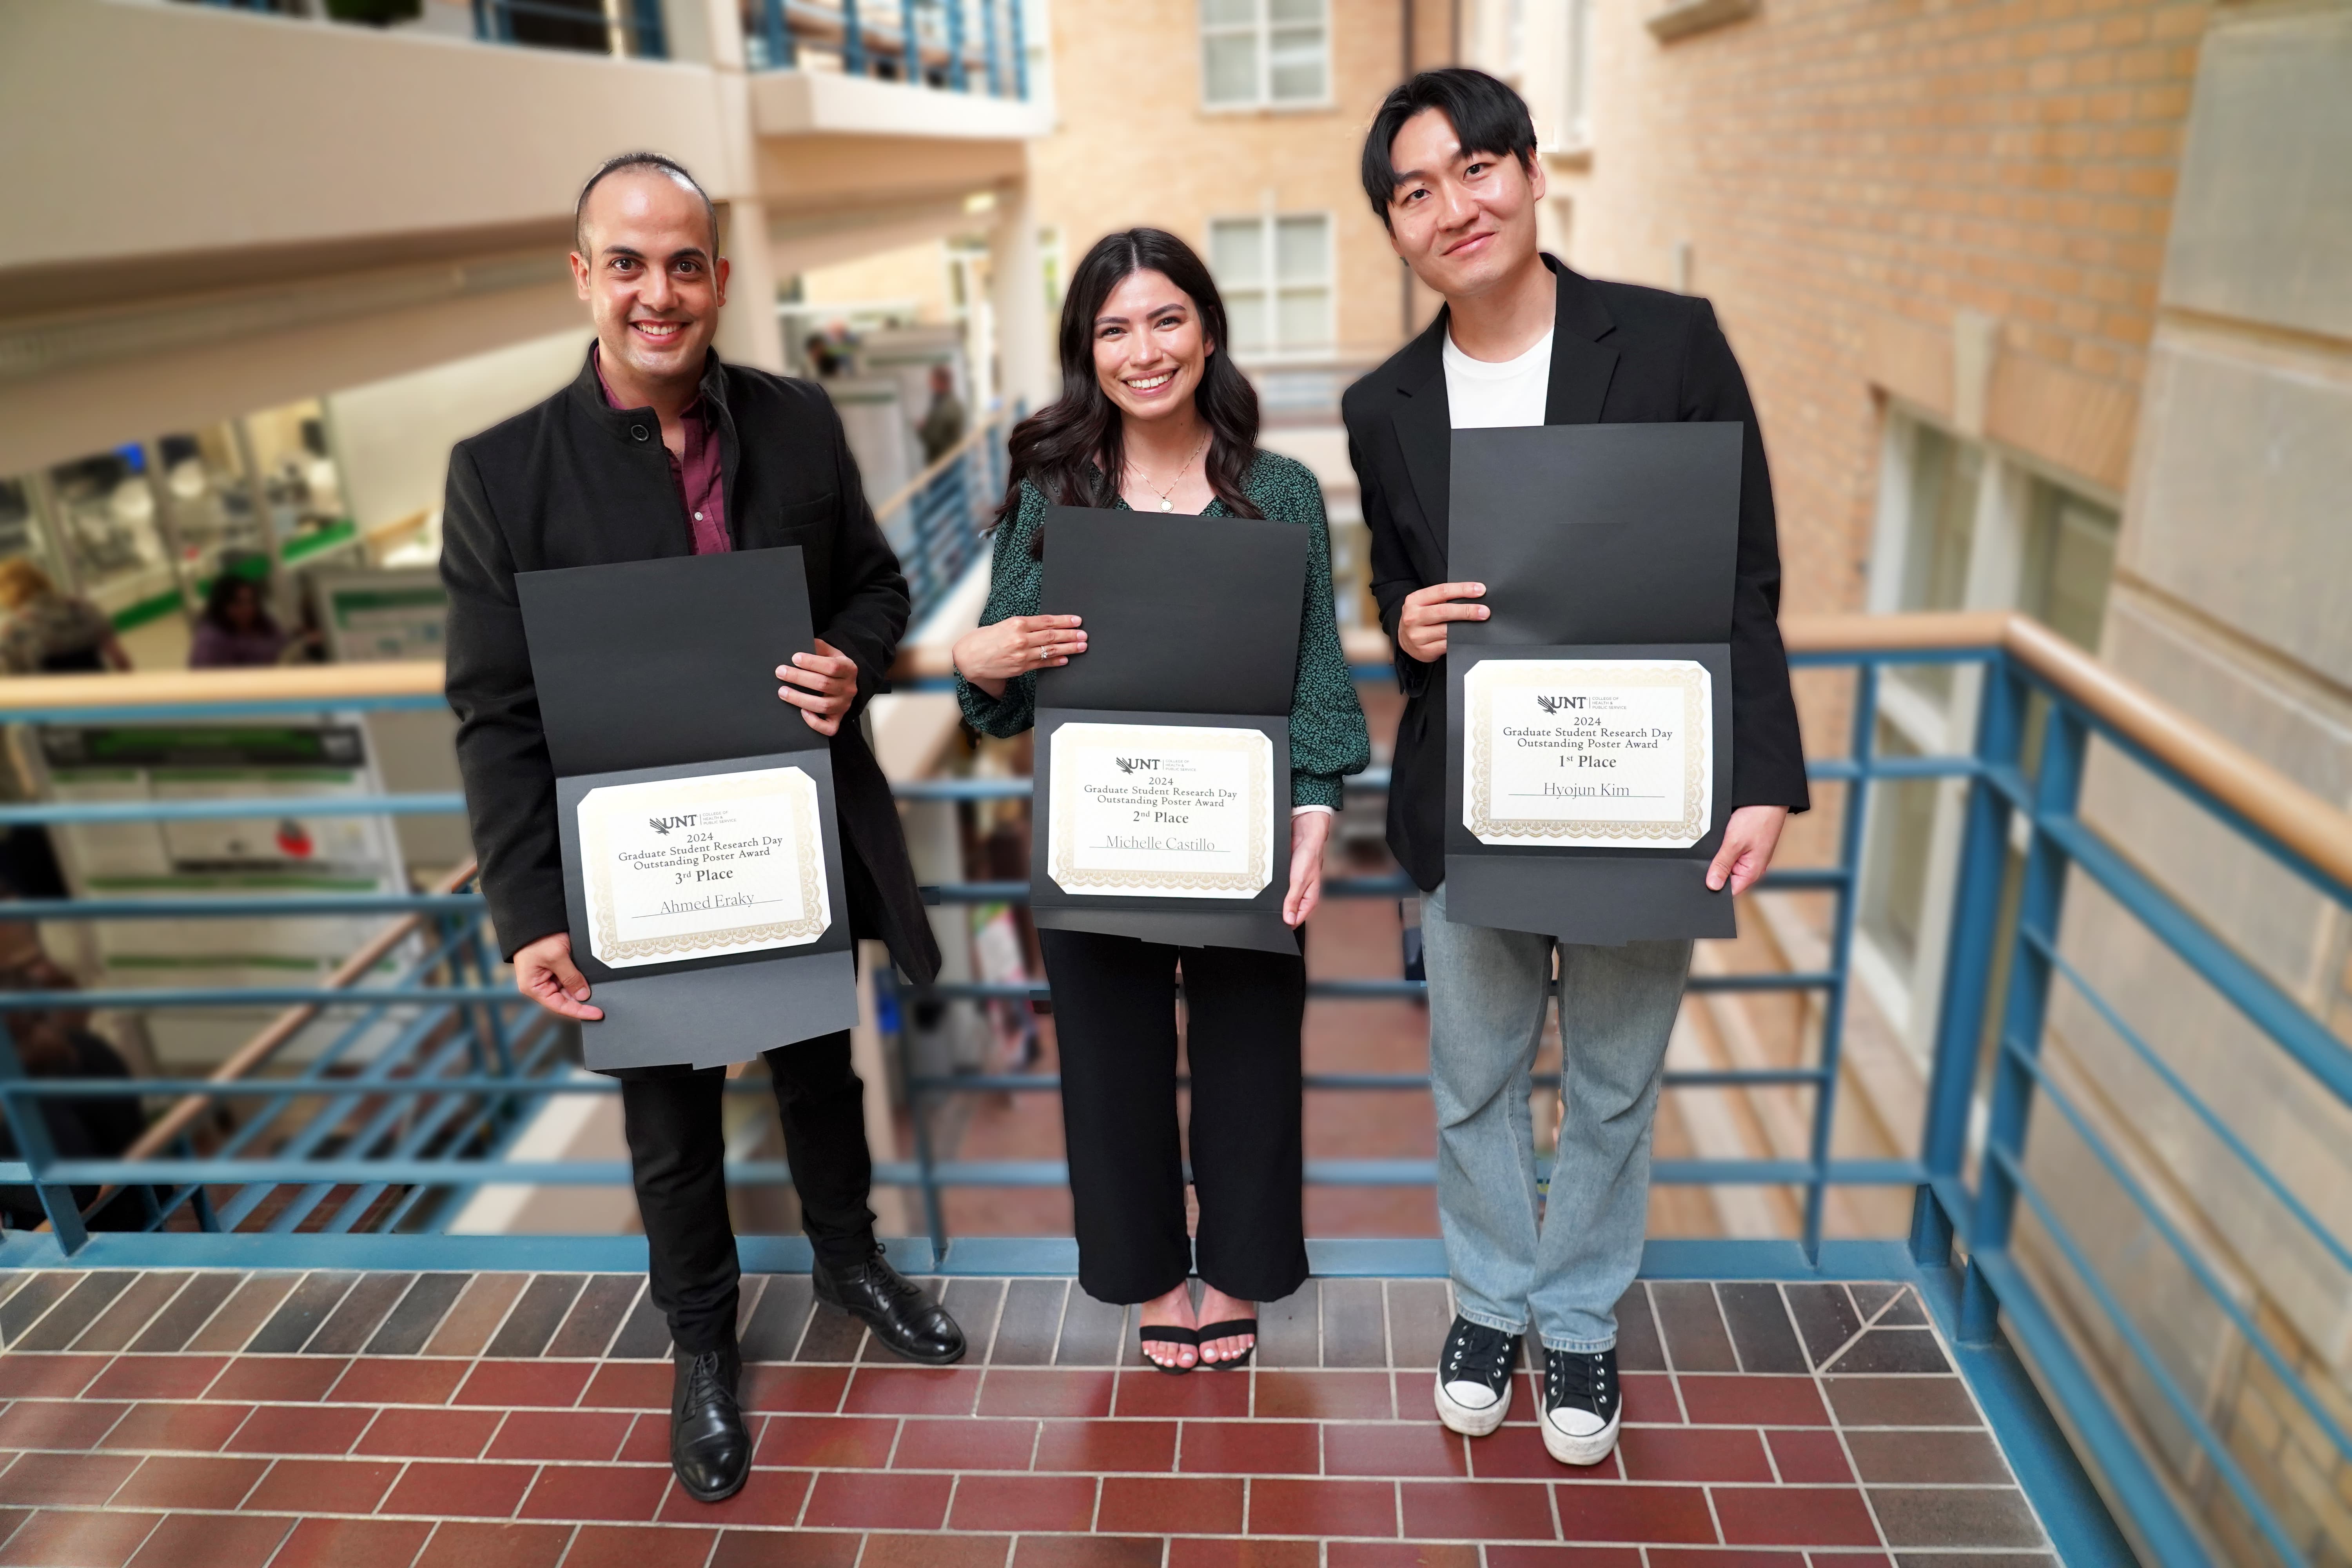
[917,363,967,465]
[189,568,312,668]
[802,331,846,378]
[953,228,1369,1374]
[0,560,129,674]
[1346,69,1806,1466]
[0,968,151,1232]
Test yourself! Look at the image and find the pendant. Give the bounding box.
[1158,499,1174,512]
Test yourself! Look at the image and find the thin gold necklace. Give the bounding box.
[1127,428,1209,512]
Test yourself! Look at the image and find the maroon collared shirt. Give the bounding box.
[595,345,730,555]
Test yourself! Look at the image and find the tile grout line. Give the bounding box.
[4,1272,91,1353]
[70,1271,190,1356]
[156,1272,249,1356]
[1642,1282,1691,1425]
[1705,1281,1744,1375]
[1812,1281,1881,1375]
[1781,1279,1898,1559]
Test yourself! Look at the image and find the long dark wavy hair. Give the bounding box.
[995,228,1262,551]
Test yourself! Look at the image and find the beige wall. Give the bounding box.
[0,0,737,275]
[326,328,591,531]
[2034,7,2352,1561]
[1029,0,1450,367]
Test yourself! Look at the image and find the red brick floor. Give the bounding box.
[0,1269,2050,1566]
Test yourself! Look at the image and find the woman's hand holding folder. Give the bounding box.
[951,614,1089,699]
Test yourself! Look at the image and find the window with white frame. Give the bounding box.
[1855,412,2120,1030]
[1200,0,1329,109]
[1208,214,1334,356]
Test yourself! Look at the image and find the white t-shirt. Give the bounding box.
[1443,327,1552,429]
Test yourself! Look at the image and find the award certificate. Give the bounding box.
[578,766,831,967]
[1046,722,1275,898]
[1463,659,1713,848]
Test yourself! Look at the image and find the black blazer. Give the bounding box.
[441,347,942,983]
[1342,259,1810,893]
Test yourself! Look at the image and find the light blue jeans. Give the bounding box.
[1421,881,1692,1352]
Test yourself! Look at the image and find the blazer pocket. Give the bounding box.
[778,494,838,531]
[774,496,837,608]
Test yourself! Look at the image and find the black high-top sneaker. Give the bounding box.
[1433,1314,1520,1437]
[1535,1344,1621,1465]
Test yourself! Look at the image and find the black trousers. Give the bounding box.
[614,1029,876,1355]
[1038,927,1308,1306]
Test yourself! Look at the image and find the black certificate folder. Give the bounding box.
[518,550,857,1071]
[1030,508,1308,953]
[1444,425,1744,944]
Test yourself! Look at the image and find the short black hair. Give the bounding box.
[573,151,719,256]
[1360,68,1540,228]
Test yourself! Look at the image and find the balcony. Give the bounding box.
[0,0,1049,480]
[0,536,2342,1559]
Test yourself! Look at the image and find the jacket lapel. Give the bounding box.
[1543,260,1619,426]
[1388,312,1453,566]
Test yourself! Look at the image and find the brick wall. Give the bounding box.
[1544,0,2207,617]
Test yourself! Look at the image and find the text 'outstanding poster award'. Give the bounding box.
[1045,723,1276,899]
[1028,507,1305,953]
[1461,659,1713,849]
[578,766,831,966]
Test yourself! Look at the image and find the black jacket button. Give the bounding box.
[630,424,650,441]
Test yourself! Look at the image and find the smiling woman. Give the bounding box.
[985,228,1265,550]
[948,225,1370,1381]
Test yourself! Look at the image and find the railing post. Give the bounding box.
[629,0,666,58]
[763,0,793,67]
[842,0,867,74]
[886,967,949,1260]
[945,0,968,90]
[1009,0,1026,98]
[1959,696,2088,1344]
[1913,648,2025,1266]
[980,0,1002,95]
[1800,660,1879,1263]
[899,0,921,81]
[0,1037,90,1254]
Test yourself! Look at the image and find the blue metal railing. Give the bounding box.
[876,411,1009,630]
[2,606,2347,1560]
[471,0,665,58]
[747,0,1027,97]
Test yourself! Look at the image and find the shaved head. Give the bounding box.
[575,151,717,256]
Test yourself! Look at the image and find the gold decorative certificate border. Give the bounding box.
[1046,722,1274,898]
[1463,659,1713,848]
[579,766,830,967]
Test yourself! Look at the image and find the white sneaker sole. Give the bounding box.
[1538,1403,1621,1466]
[1434,1374,1512,1437]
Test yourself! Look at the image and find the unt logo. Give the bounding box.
[649,814,698,835]
[1535,695,1588,714]
[1114,757,1158,774]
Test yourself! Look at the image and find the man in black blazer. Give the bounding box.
[441,153,959,1505]
[1344,73,1808,1468]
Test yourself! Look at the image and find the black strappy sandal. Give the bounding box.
[1139,1323,1200,1374]
[1195,1319,1258,1370]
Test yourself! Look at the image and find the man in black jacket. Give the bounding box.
[1345,73,1809,1468]
[441,152,959,1506]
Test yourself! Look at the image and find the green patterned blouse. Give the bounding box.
[955,452,1372,809]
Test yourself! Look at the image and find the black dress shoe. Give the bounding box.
[670,1342,750,1503]
[813,1247,966,1365]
